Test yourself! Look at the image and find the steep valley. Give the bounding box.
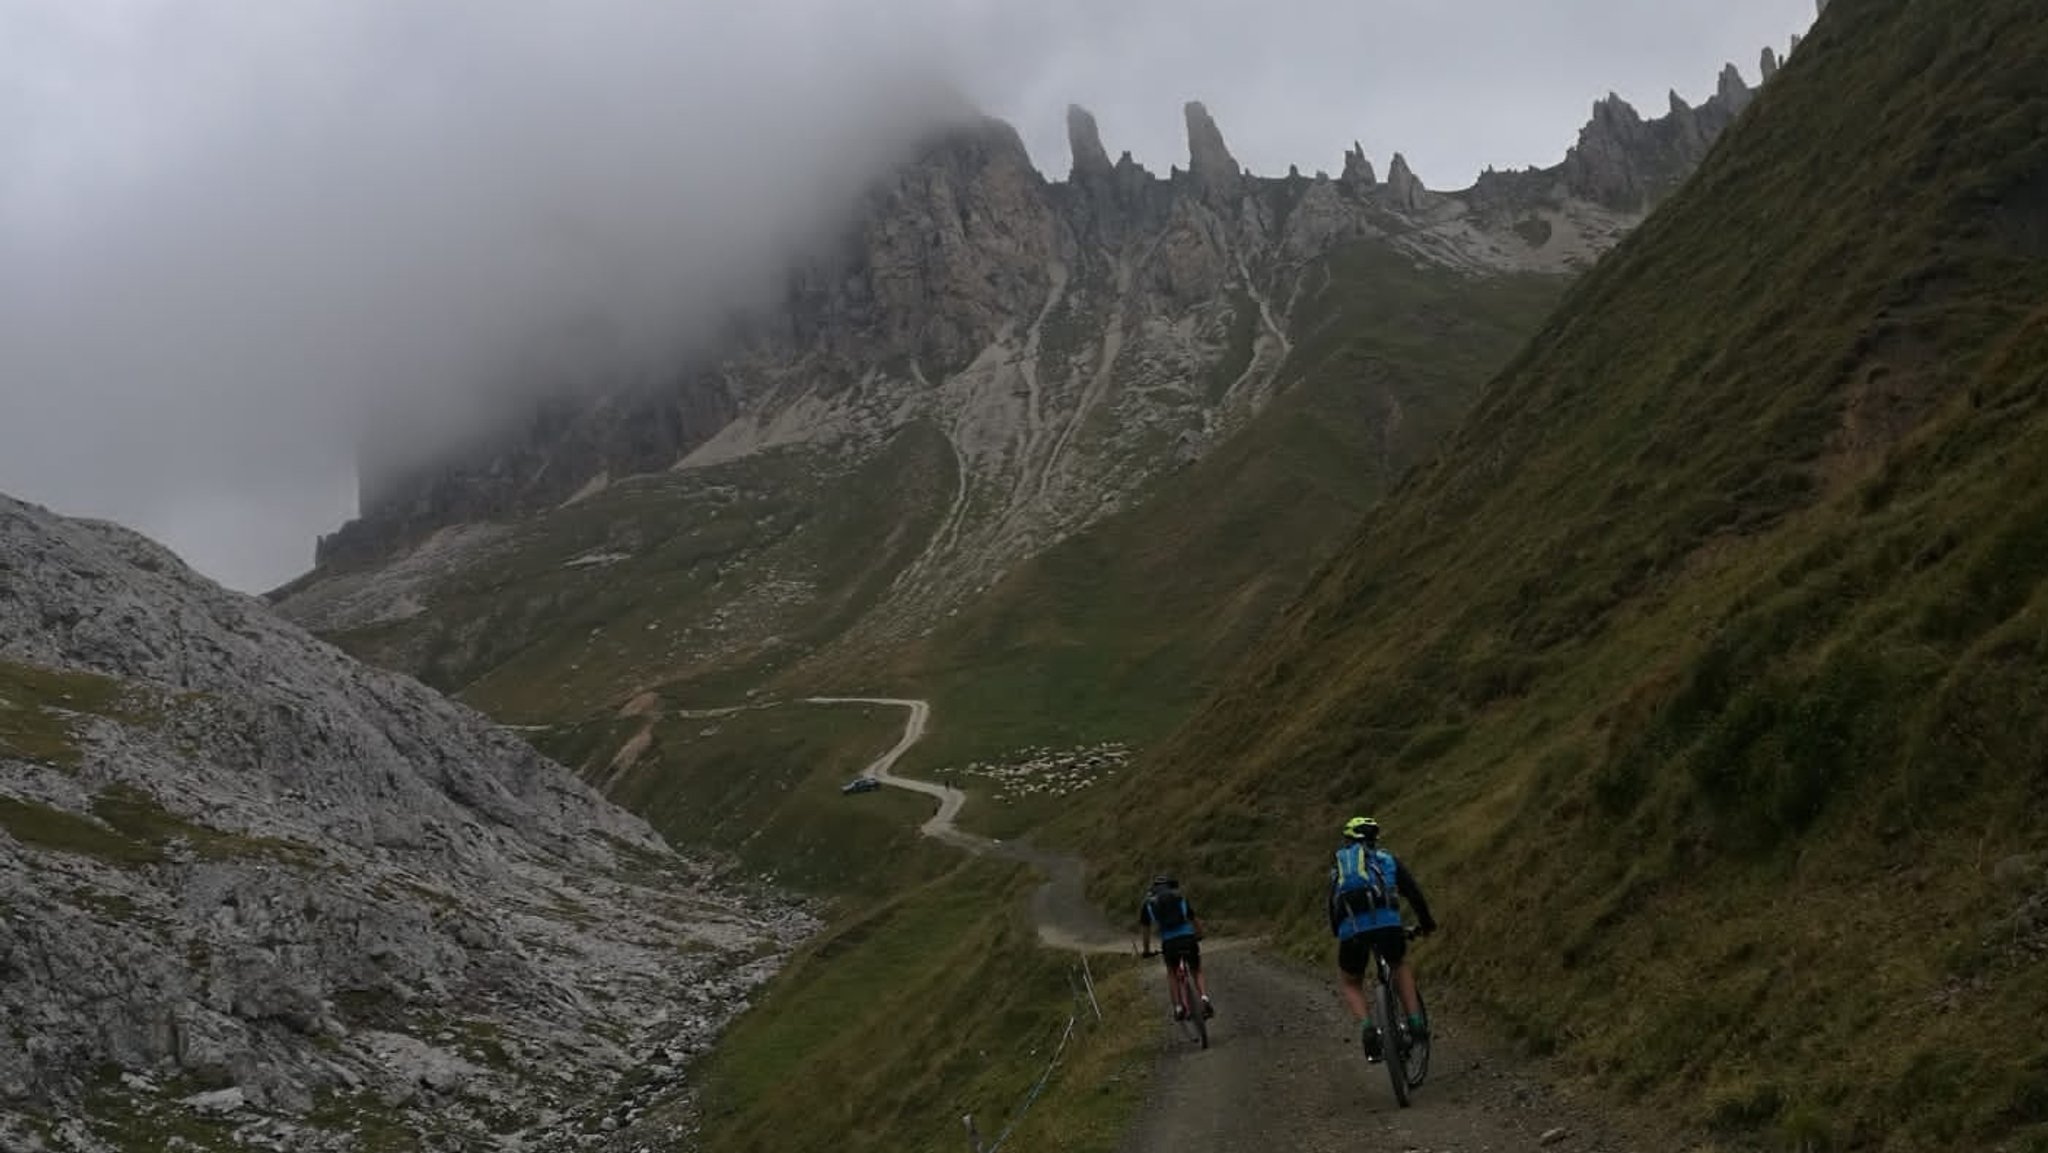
[237,27,1872,1153]
[30,3,2042,1150]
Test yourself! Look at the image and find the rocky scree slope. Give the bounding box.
[1088,0,2048,1147]
[0,495,813,1151]
[289,55,1783,648]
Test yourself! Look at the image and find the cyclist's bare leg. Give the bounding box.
[1393,962,1421,1018]
[1193,964,1210,1001]
[1339,970,1371,1021]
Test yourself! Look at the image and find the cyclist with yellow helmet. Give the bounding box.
[1329,816,1436,1061]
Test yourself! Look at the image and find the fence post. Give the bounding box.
[1079,955,1103,1023]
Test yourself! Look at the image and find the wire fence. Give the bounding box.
[962,956,1110,1153]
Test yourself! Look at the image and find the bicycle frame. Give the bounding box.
[1365,926,1428,1104]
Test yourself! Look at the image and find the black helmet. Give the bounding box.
[1150,874,1178,889]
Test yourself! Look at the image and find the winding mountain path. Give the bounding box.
[805,696,1124,950]
[807,697,1649,1153]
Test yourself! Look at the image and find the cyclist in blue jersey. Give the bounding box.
[1139,875,1212,1020]
[1329,817,1436,1060]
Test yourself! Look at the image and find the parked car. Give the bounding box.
[840,777,881,795]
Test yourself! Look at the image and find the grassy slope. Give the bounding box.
[538,698,1155,1153]
[0,660,135,767]
[872,245,1565,778]
[537,698,955,896]
[330,422,955,723]
[1086,3,2048,1148]
[696,859,1152,1153]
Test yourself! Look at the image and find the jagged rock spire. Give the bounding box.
[1594,92,1644,132]
[1669,89,1703,147]
[1386,152,1426,211]
[1342,141,1377,187]
[1067,105,1113,182]
[1760,46,1781,83]
[1184,100,1242,203]
[1716,62,1754,114]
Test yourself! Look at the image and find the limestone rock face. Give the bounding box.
[308,66,1763,600]
[1183,100,1243,205]
[1341,142,1378,188]
[1067,104,1113,182]
[1560,65,1756,211]
[799,116,1064,375]
[1714,63,1755,116]
[0,495,812,1147]
[1385,152,1428,211]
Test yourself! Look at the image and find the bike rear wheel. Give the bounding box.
[1372,977,1410,1107]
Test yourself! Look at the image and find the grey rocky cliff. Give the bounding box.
[1183,100,1243,205]
[794,116,1063,376]
[1341,142,1378,188]
[1714,62,1755,116]
[302,63,1769,609]
[1066,104,1114,183]
[1384,152,1429,211]
[0,495,812,1150]
[1559,62,1757,212]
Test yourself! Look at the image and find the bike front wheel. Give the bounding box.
[1405,987,1431,1089]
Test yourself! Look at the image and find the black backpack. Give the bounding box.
[1147,889,1191,932]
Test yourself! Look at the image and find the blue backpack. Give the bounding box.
[1333,843,1400,918]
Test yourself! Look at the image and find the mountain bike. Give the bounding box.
[1171,947,1209,1050]
[1141,940,1210,1050]
[1367,927,1430,1107]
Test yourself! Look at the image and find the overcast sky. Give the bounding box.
[0,0,1815,592]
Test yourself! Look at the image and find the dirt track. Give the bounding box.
[1115,944,1658,1153]
[811,697,1654,1153]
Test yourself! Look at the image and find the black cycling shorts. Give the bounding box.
[1337,927,1407,978]
[1159,935,1201,972]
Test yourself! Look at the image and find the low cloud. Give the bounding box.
[1,0,967,588]
[0,0,1813,590]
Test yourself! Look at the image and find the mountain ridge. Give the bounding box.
[278,49,1803,731]
[301,49,1785,592]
